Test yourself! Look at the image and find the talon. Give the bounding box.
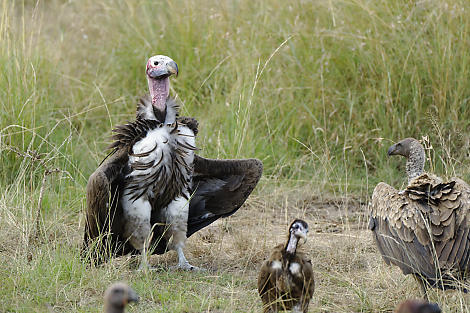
[170,263,205,272]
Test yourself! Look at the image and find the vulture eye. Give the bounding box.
[153,61,159,66]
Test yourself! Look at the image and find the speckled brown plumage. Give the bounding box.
[370,138,470,295]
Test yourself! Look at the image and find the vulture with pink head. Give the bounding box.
[82,55,262,270]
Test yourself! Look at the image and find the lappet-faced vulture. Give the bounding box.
[82,55,263,270]
[258,219,314,313]
[369,138,470,297]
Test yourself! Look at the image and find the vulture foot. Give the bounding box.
[170,262,205,272]
[171,245,206,271]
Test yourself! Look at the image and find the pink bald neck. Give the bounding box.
[147,76,170,112]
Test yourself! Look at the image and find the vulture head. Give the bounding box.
[387,138,425,182]
[387,138,420,158]
[289,219,309,242]
[146,55,179,123]
[285,219,309,254]
[395,300,441,313]
[104,282,139,313]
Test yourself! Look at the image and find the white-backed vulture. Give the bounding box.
[258,219,314,313]
[394,299,441,313]
[104,282,139,313]
[82,55,263,270]
[369,137,470,296]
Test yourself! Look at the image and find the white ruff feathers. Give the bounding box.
[289,262,301,276]
[271,260,282,270]
[121,122,195,252]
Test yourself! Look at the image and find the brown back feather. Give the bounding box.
[370,173,470,289]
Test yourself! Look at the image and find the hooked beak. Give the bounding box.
[167,61,178,77]
[147,60,178,79]
[296,230,308,244]
[387,144,397,156]
[127,288,139,304]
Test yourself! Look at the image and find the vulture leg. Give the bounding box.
[121,194,155,270]
[165,195,202,271]
[414,275,429,301]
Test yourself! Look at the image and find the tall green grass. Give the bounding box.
[1,0,470,311]
[3,0,470,190]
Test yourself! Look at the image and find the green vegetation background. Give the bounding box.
[1,0,469,312]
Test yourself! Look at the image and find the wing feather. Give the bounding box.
[82,148,132,264]
[370,173,470,289]
[187,155,262,237]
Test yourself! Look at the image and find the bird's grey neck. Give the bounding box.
[285,234,298,255]
[406,144,425,183]
[137,97,178,124]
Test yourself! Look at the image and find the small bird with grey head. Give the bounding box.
[369,137,470,298]
[258,219,314,313]
[104,282,139,313]
[395,299,441,313]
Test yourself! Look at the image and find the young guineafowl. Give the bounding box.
[258,219,314,313]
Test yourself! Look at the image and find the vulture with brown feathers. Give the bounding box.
[82,55,263,270]
[369,137,470,297]
[258,219,314,313]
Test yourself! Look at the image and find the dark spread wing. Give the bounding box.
[82,148,131,263]
[370,174,470,288]
[187,155,263,237]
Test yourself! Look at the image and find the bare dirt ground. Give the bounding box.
[129,189,409,312]
[168,187,468,312]
[1,186,468,312]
